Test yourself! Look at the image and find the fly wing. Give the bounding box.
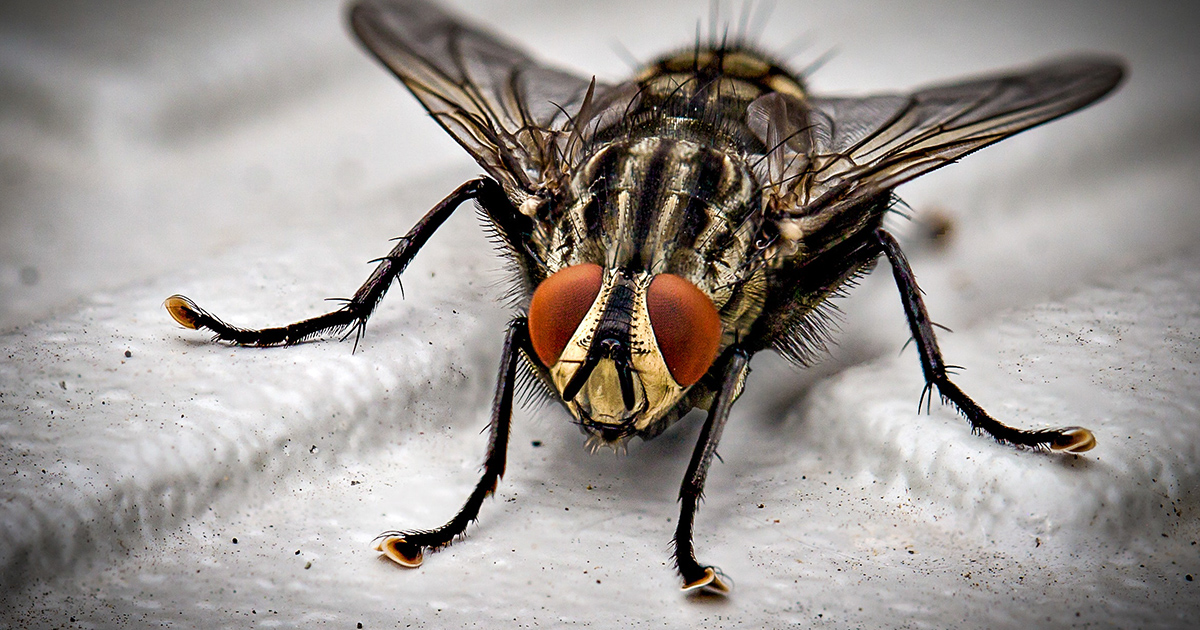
[350,0,606,196]
[768,56,1124,227]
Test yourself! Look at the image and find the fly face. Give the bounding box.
[164,0,1122,595]
[529,265,722,450]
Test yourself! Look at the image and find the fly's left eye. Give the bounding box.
[528,263,604,367]
[646,274,722,386]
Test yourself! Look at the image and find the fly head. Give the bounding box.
[528,264,724,450]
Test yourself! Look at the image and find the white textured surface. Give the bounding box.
[2,1,1199,628]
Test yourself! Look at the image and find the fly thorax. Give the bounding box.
[555,137,764,294]
[527,265,723,449]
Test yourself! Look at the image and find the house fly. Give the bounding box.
[164,0,1124,594]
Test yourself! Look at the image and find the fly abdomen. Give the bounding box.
[636,47,809,106]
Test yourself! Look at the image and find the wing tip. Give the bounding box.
[1034,53,1127,102]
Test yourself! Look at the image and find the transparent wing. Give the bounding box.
[350,0,608,195]
[761,56,1124,222]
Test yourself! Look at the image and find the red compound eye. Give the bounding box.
[528,264,604,367]
[646,274,721,386]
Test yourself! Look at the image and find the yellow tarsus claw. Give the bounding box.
[681,567,732,595]
[1052,427,1096,453]
[376,536,424,568]
[164,295,202,329]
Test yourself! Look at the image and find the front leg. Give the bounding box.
[673,346,751,594]
[164,177,512,348]
[873,228,1094,452]
[374,317,531,566]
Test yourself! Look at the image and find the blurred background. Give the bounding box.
[1,1,1198,628]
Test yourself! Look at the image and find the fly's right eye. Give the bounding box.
[528,264,603,367]
[645,273,721,387]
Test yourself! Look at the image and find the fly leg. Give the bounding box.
[874,228,1094,452]
[165,177,514,348]
[374,317,529,567]
[673,347,751,594]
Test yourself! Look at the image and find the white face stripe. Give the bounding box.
[548,268,687,440]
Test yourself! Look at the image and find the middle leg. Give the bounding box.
[673,346,752,594]
[375,317,532,566]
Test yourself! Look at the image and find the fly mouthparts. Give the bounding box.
[584,434,630,456]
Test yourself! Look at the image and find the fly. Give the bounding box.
[164,0,1124,594]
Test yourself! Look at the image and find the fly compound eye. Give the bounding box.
[646,274,721,387]
[528,263,604,367]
